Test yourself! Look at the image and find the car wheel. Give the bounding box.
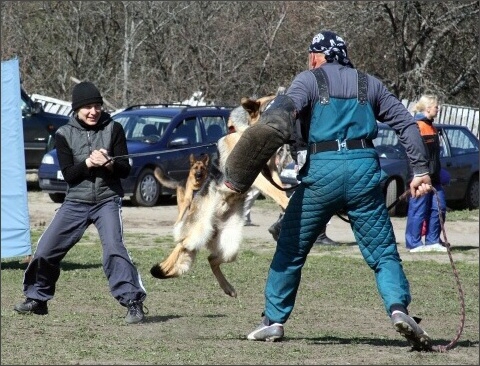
[384,178,407,216]
[131,168,160,207]
[49,193,65,203]
[464,174,479,209]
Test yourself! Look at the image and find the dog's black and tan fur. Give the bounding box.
[154,153,209,224]
[150,95,290,297]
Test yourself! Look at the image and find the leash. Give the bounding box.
[332,187,466,352]
[100,150,166,166]
[343,187,466,352]
[99,146,204,166]
[261,164,466,352]
[428,186,466,353]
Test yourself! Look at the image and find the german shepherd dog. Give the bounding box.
[150,95,290,298]
[154,153,210,224]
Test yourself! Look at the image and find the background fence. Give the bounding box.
[438,104,479,138]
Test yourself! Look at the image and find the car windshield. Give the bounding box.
[373,127,406,158]
[113,114,172,140]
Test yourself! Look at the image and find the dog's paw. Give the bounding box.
[222,284,237,298]
[225,288,237,298]
[150,264,168,279]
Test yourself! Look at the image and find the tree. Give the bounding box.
[310,1,479,105]
[1,1,477,107]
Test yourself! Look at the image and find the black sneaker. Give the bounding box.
[247,316,284,342]
[14,298,48,315]
[268,213,284,241]
[391,311,432,351]
[314,233,339,246]
[125,300,146,324]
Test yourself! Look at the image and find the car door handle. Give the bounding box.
[34,137,47,141]
[445,162,452,167]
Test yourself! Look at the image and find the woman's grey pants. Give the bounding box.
[22,197,147,306]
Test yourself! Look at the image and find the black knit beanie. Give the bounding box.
[71,81,103,111]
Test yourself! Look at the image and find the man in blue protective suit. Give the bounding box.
[223,30,434,351]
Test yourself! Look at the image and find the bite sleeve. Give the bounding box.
[224,95,296,193]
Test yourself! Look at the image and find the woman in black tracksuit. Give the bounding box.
[14,82,147,324]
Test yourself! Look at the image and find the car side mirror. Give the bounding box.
[143,135,161,143]
[168,137,189,147]
[31,101,44,114]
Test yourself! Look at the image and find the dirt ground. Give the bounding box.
[26,188,479,265]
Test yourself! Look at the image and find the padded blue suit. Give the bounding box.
[262,62,429,324]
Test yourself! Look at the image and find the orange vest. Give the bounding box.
[416,120,441,184]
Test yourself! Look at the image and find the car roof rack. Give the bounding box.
[123,103,189,111]
[122,103,234,112]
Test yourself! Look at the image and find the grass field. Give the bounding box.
[1,224,478,365]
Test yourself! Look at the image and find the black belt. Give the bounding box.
[309,139,374,154]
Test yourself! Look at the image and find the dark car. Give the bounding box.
[38,104,231,206]
[21,88,70,170]
[280,122,479,215]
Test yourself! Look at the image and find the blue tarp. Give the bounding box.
[1,58,32,259]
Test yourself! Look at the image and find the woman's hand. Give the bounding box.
[86,149,113,168]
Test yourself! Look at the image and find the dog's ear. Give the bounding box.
[189,153,196,166]
[241,97,261,123]
[202,154,209,166]
[251,95,277,125]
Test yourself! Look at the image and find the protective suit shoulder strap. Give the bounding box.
[310,67,368,105]
[357,70,368,104]
[310,68,329,104]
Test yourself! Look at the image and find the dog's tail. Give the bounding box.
[150,243,196,279]
[153,167,180,190]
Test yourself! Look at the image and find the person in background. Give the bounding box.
[405,95,447,253]
[14,81,148,324]
[421,168,451,240]
[227,106,262,227]
[223,30,434,350]
[244,187,261,226]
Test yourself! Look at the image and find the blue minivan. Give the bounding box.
[38,104,231,206]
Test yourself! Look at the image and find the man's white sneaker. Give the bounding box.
[391,311,432,351]
[247,317,284,342]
